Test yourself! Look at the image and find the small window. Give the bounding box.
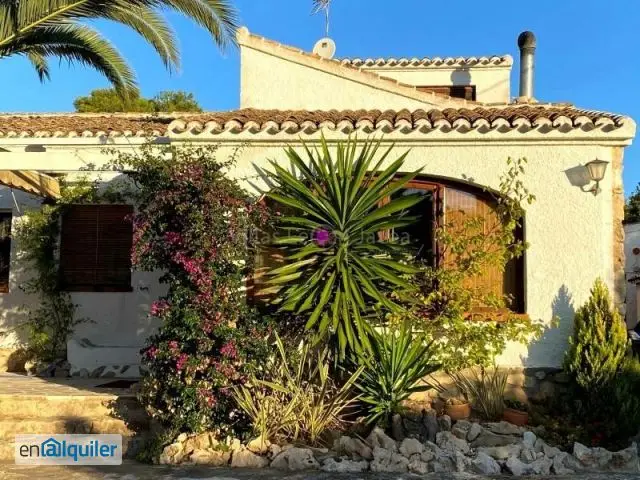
[59,204,133,292]
[0,212,12,293]
[417,85,476,101]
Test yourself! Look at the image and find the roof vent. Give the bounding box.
[313,37,336,59]
[517,31,537,101]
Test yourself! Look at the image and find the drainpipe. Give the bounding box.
[517,31,536,101]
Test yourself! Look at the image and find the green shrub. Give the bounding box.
[264,136,422,356]
[354,321,440,426]
[233,334,361,446]
[504,398,528,412]
[610,355,640,440]
[564,278,629,397]
[451,366,508,420]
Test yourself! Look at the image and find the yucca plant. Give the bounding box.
[265,137,423,356]
[355,321,440,426]
[0,0,237,94]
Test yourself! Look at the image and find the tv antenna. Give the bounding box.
[312,0,332,37]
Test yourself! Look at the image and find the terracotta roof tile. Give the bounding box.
[0,106,630,138]
[340,55,513,69]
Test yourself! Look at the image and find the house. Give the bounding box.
[0,28,635,377]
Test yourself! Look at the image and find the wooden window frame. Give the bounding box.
[416,85,477,101]
[59,204,134,293]
[382,177,526,314]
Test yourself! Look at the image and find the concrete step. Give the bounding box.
[0,416,137,439]
[0,394,144,420]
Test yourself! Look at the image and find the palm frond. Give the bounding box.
[24,49,49,80]
[6,23,136,95]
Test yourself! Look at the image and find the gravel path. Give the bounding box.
[1,462,640,480]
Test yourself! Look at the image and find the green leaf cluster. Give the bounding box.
[265,136,422,356]
[354,321,439,426]
[74,89,202,113]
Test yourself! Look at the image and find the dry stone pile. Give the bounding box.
[159,418,640,475]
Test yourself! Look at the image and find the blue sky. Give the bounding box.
[1,0,639,192]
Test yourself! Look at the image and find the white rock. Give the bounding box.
[268,443,282,459]
[229,438,242,452]
[506,455,534,475]
[573,441,612,468]
[467,423,483,442]
[189,449,229,466]
[334,436,370,460]
[552,452,575,475]
[530,456,553,475]
[370,447,409,473]
[451,420,471,439]
[471,451,501,475]
[430,455,454,473]
[452,450,471,472]
[321,457,368,473]
[399,437,423,457]
[367,427,397,452]
[520,447,536,463]
[610,443,640,472]
[437,414,452,432]
[270,447,319,471]
[231,449,269,468]
[487,421,524,436]
[436,431,470,454]
[159,442,183,465]
[471,430,520,448]
[176,433,188,443]
[522,431,536,449]
[408,458,430,474]
[477,444,522,460]
[246,435,271,455]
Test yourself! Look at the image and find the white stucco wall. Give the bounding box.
[359,66,512,104]
[0,137,622,371]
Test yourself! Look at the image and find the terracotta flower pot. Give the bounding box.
[503,407,529,426]
[444,402,471,421]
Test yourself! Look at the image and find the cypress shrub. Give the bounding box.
[564,278,629,396]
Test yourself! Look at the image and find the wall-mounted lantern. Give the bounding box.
[584,159,609,196]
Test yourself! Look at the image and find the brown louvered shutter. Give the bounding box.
[443,187,524,313]
[60,204,133,291]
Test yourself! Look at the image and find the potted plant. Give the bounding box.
[503,398,529,426]
[444,396,471,421]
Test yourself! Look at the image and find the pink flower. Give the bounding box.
[150,300,170,317]
[198,388,217,407]
[144,346,159,360]
[220,341,238,359]
[176,353,189,371]
[167,340,179,354]
[164,231,183,245]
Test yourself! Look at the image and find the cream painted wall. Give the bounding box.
[240,47,447,111]
[359,67,512,104]
[0,138,620,370]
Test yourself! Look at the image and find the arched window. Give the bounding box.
[250,177,526,314]
[388,178,525,313]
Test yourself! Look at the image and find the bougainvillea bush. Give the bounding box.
[110,144,273,436]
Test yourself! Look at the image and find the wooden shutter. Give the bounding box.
[443,187,524,313]
[60,204,133,291]
[416,85,476,101]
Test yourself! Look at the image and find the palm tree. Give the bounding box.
[0,0,237,95]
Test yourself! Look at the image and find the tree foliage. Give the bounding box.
[0,0,237,95]
[264,136,422,357]
[625,184,640,223]
[74,88,202,113]
[564,278,629,395]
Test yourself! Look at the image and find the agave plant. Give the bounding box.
[355,321,440,426]
[264,137,424,355]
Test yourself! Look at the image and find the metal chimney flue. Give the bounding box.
[517,31,536,100]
